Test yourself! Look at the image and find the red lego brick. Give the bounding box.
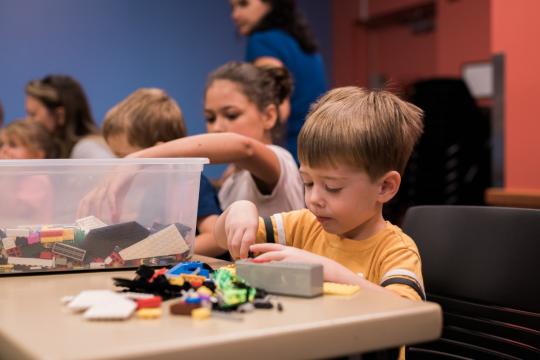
[136,296,162,309]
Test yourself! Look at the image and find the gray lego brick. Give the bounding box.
[236,260,323,298]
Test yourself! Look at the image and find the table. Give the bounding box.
[0,256,441,360]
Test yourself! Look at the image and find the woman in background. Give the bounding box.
[231,0,327,161]
[25,75,113,158]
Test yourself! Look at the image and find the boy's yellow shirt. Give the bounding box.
[256,209,425,301]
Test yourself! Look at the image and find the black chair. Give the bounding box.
[401,206,540,359]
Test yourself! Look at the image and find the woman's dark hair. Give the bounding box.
[206,61,293,141]
[25,75,99,158]
[250,0,318,54]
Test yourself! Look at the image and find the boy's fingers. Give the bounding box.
[228,228,243,259]
[253,250,284,262]
[250,243,284,253]
[239,228,256,259]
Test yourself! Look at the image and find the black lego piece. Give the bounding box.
[79,221,150,261]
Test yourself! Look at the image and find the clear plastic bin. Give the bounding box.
[0,158,208,275]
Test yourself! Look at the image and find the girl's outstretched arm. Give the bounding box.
[131,133,281,191]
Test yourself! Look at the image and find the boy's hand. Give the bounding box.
[250,243,365,286]
[217,201,259,259]
[76,165,138,223]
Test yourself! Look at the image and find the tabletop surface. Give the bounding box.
[0,256,442,360]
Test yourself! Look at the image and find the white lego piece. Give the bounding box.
[8,257,55,268]
[89,262,106,269]
[67,290,128,312]
[119,224,189,261]
[6,228,30,237]
[83,298,137,320]
[2,237,16,250]
[120,292,155,300]
[75,216,107,233]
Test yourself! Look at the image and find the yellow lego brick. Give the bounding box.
[191,307,211,320]
[180,274,206,283]
[0,264,14,272]
[323,282,360,296]
[136,308,162,319]
[197,286,213,296]
[62,229,75,241]
[40,236,64,243]
[168,276,185,286]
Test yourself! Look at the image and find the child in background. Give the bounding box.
[130,62,304,217]
[0,119,58,159]
[0,119,58,223]
[101,88,223,257]
[215,87,426,303]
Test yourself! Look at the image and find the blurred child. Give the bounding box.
[0,118,58,159]
[0,119,58,223]
[101,88,223,256]
[215,87,426,303]
[130,62,304,216]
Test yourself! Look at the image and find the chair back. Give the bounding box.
[402,205,540,359]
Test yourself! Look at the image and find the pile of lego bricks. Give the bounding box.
[109,261,279,320]
[0,216,192,274]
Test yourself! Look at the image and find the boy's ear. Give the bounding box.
[377,171,401,203]
[262,104,278,130]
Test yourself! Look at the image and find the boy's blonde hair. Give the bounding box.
[1,119,58,158]
[103,88,186,148]
[298,86,424,179]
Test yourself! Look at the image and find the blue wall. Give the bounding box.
[0,0,331,175]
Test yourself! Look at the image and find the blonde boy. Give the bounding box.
[103,88,186,157]
[215,86,425,301]
[102,88,223,257]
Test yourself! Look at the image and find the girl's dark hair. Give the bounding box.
[250,0,318,54]
[25,75,99,158]
[206,61,293,142]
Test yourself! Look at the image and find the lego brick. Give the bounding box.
[80,221,150,260]
[40,235,64,243]
[83,299,137,320]
[170,301,201,315]
[151,222,191,239]
[54,256,68,266]
[8,257,54,268]
[75,216,107,233]
[6,247,22,257]
[2,237,16,250]
[40,229,64,237]
[27,232,40,245]
[67,290,127,312]
[51,243,86,262]
[236,260,323,298]
[118,224,189,261]
[323,282,360,296]
[191,307,211,320]
[15,237,27,247]
[167,261,210,278]
[21,243,46,258]
[135,308,162,319]
[6,228,30,237]
[62,229,75,241]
